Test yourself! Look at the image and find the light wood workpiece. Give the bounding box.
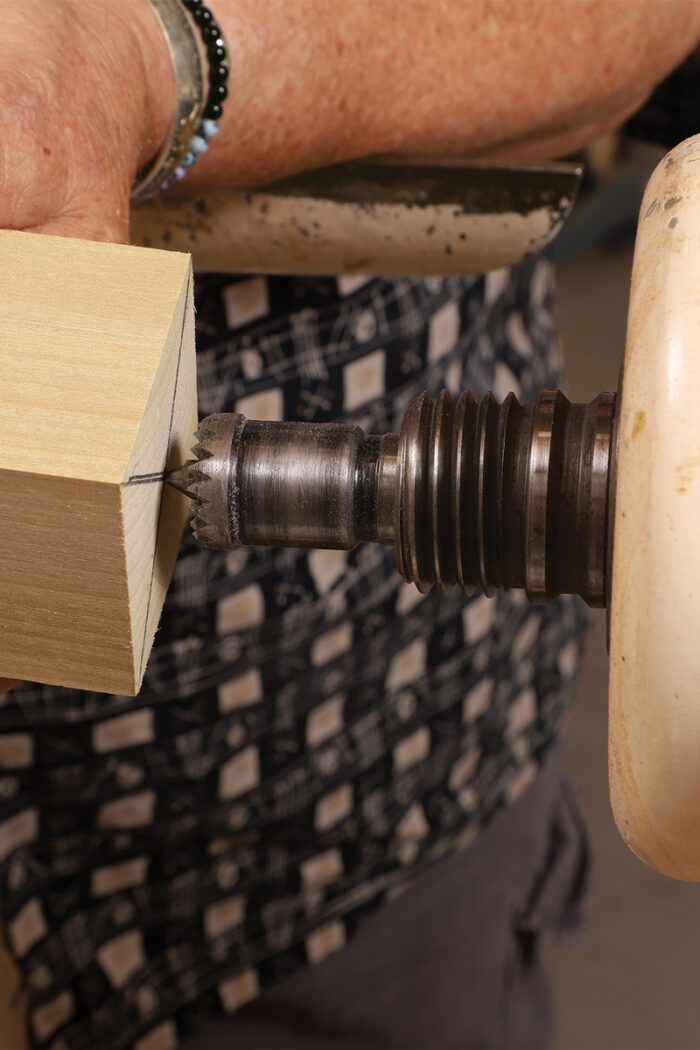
[0,230,197,696]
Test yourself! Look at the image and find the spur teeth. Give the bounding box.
[192,490,217,519]
[181,414,241,548]
[195,413,226,442]
[188,466,210,484]
[191,499,209,519]
[192,518,221,548]
[191,441,214,461]
[192,491,212,513]
[187,467,215,505]
[165,462,199,497]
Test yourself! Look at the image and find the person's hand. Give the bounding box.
[0,0,172,243]
[0,1,172,696]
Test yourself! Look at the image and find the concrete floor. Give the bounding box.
[550,242,700,1049]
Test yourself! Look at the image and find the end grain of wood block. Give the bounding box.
[0,230,198,695]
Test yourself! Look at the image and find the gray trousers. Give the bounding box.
[180,745,589,1050]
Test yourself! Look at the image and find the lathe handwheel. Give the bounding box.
[609,134,700,881]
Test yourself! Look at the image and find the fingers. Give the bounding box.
[0,679,20,696]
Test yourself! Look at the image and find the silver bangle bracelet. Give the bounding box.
[131,0,205,204]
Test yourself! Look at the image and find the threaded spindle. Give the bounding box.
[394,389,615,606]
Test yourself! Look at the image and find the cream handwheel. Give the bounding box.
[610,134,700,881]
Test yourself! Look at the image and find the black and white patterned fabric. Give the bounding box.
[0,259,589,1050]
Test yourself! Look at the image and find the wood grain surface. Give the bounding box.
[0,230,197,695]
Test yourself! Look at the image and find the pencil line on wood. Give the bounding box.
[138,271,192,683]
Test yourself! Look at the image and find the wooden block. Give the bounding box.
[0,230,197,695]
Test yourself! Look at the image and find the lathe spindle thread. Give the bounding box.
[395,390,616,605]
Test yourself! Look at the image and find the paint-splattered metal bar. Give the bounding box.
[131,158,582,274]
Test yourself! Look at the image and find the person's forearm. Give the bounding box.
[0,0,173,240]
[3,0,700,243]
[164,0,700,190]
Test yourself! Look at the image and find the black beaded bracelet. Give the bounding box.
[181,0,229,122]
[131,0,229,201]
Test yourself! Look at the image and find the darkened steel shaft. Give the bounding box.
[394,390,615,606]
[178,388,616,607]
